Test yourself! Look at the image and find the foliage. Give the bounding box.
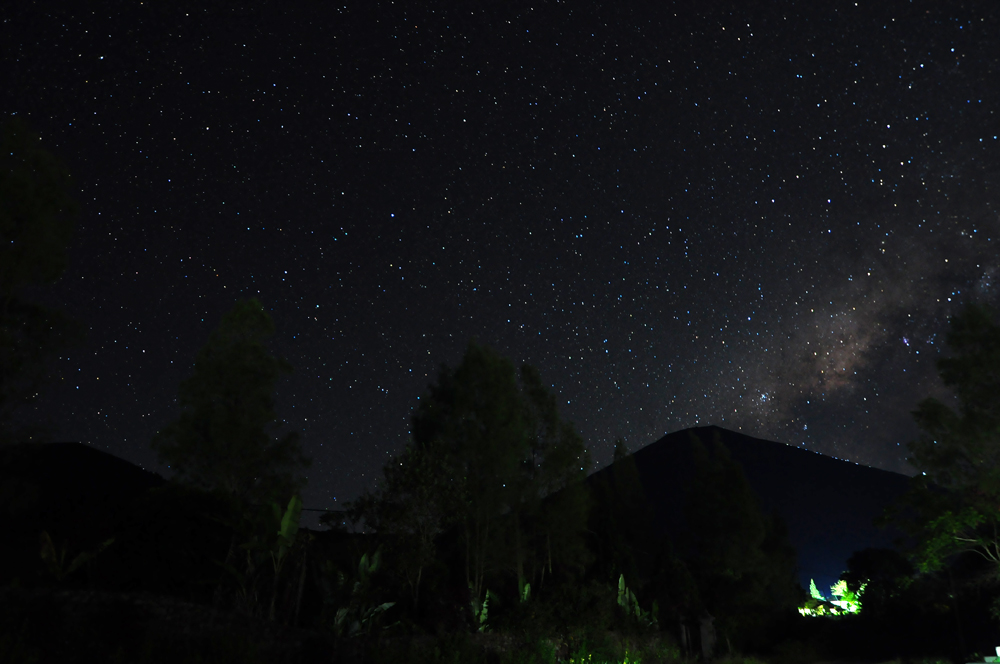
[364,339,591,618]
[684,432,801,647]
[471,587,498,632]
[840,547,913,617]
[895,304,1000,583]
[367,632,562,664]
[686,433,767,585]
[152,299,310,620]
[809,579,823,601]
[349,437,458,610]
[272,494,303,565]
[528,578,618,642]
[267,494,304,620]
[320,548,397,638]
[797,578,864,617]
[38,530,113,583]
[645,541,701,628]
[364,631,681,664]
[588,442,701,631]
[0,118,77,298]
[589,440,656,588]
[564,633,681,664]
[829,580,863,614]
[217,493,311,623]
[617,573,657,629]
[152,298,309,508]
[0,118,84,443]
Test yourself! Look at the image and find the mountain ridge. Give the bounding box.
[593,425,913,591]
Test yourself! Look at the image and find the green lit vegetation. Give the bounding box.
[797,578,864,617]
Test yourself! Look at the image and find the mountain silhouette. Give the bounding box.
[4,432,914,595]
[593,426,913,592]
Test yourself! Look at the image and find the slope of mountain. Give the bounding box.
[596,426,913,591]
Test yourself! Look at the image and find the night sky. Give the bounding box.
[4,1,999,514]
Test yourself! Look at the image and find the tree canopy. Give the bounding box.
[0,118,84,442]
[588,439,656,587]
[684,432,800,648]
[355,339,591,616]
[152,298,309,507]
[901,304,1000,576]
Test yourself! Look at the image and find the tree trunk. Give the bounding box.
[515,513,524,597]
[465,521,472,594]
[269,555,280,622]
[293,547,308,627]
[414,565,422,609]
[547,530,553,575]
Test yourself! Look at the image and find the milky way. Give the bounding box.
[3,2,998,511]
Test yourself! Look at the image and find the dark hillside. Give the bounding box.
[591,426,913,591]
[0,442,166,586]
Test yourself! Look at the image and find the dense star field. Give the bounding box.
[3,2,998,510]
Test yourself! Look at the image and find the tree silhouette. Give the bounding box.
[376,339,590,613]
[684,432,799,649]
[589,439,655,587]
[152,298,309,507]
[902,304,1000,579]
[349,437,458,610]
[0,118,84,442]
[841,547,913,617]
[508,363,591,595]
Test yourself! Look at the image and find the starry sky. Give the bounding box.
[4,1,999,513]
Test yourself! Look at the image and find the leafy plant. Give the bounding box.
[829,579,864,614]
[268,494,303,620]
[215,494,309,621]
[566,637,657,664]
[470,587,498,632]
[617,574,657,628]
[322,549,396,638]
[797,578,864,617]
[39,530,113,582]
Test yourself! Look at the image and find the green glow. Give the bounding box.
[798,578,865,617]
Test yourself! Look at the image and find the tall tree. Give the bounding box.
[901,304,1000,578]
[510,364,591,594]
[350,438,458,609]
[589,439,656,586]
[684,432,799,649]
[403,339,590,609]
[0,119,84,442]
[841,548,913,618]
[152,298,309,507]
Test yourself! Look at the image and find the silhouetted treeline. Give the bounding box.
[3,118,1000,662]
